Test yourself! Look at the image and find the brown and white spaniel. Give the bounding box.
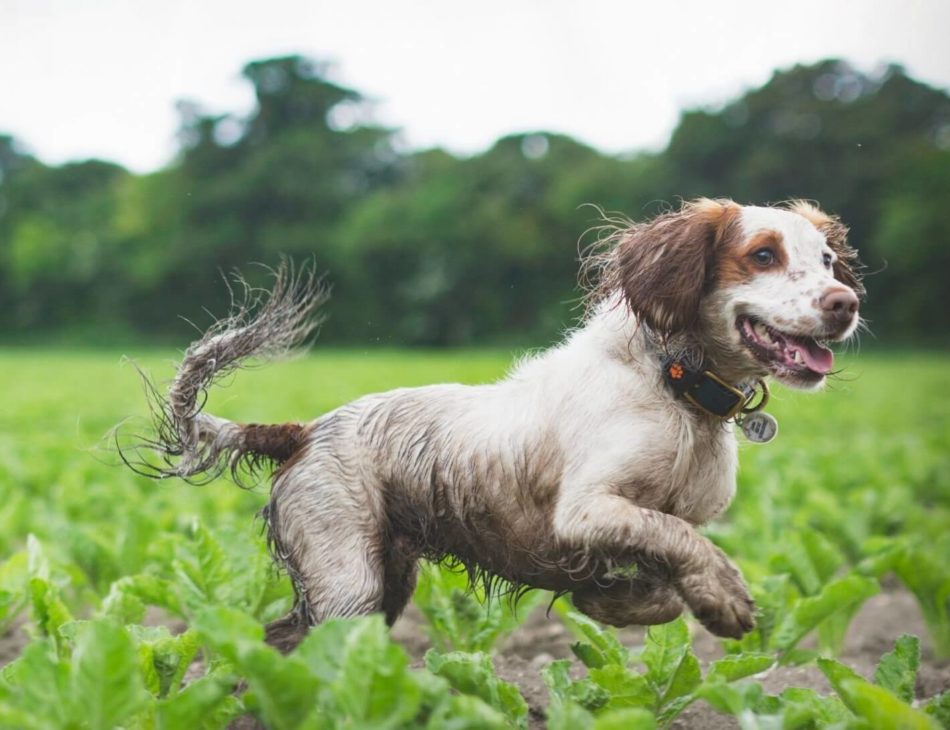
[125,198,863,650]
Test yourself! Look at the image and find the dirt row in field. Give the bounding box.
[392,587,950,729]
[2,587,947,728]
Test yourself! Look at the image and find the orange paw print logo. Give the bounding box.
[668,363,684,380]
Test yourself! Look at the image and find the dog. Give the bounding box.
[125,198,863,651]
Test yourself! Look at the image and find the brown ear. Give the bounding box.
[614,199,740,336]
[787,201,865,299]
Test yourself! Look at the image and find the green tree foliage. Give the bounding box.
[0,58,947,344]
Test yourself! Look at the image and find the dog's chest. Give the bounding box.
[614,414,738,525]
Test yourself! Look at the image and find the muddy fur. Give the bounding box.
[123,199,864,657]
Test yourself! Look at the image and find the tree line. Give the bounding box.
[1,56,947,346]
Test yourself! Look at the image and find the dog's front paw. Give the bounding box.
[677,549,756,639]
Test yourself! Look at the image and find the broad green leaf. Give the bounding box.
[706,653,774,683]
[572,641,608,669]
[425,650,528,728]
[778,687,852,727]
[642,617,700,708]
[874,634,919,703]
[425,692,513,730]
[128,625,201,699]
[413,564,543,653]
[294,617,361,682]
[105,587,147,625]
[69,620,150,729]
[816,656,864,702]
[696,681,768,716]
[138,640,162,696]
[64,525,121,594]
[173,523,237,610]
[330,614,423,728]
[26,537,73,654]
[28,576,73,651]
[839,678,939,729]
[770,534,822,596]
[0,551,27,629]
[819,657,938,729]
[545,698,595,730]
[660,652,701,712]
[641,617,689,686]
[0,639,70,727]
[564,611,629,667]
[541,659,609,712]
[770,574,879,655]
[894,546,950,659]
[592,706,657,729]
[588,664,654,710]
[194,606,320,730]
[156,672,243,730]
[801,529,845,587]
[100,573,183,621]
[0,705,46,730]
[856,538,904,578]
[26,535,50,581]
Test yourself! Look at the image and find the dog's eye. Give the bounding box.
[751,248,775,267]
[822,252,833,268]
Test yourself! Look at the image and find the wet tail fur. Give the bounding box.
[121,260,329,485]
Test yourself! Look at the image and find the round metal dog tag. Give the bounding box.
[740,412,778,443]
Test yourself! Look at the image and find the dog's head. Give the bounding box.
[605,198,864,390]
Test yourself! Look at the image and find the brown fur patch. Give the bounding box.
[717,229,787,286]
[607,198,742,337]
[242,422,310,463]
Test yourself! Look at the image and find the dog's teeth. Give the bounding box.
[754,323,770,341]
[793,350,803,364]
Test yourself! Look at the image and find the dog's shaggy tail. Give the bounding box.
[121,260,329,485]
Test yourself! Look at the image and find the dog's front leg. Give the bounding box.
[554,492,755,638]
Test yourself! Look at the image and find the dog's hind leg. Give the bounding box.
[380,534,421,626]
[261,469,389,651]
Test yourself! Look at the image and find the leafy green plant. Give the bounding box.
[819,653,938,729]
[553,613,774,728]
[694,635,941,729]
[0,550,28,634]
[893,543,950,659]
[425,650,529,728]
[0,620,153,729]
[413,562,547,653]
[723,570,880,664]
[1,350,949,729]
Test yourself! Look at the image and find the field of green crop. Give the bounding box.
[0,347,948,729]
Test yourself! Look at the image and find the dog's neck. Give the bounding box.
[579,297,701,368]
[580,298,754,420]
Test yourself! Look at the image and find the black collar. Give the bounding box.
[662,356,759,420]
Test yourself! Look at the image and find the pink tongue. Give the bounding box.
[791,338,834,374]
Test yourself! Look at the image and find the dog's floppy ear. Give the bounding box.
[615,199,740,336]
[788,201,865,299]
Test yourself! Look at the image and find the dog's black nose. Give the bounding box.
[820,288,859,326]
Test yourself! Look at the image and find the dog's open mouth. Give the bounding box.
[737,315,833,382]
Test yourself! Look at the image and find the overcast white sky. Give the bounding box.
[2,0,949,173]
